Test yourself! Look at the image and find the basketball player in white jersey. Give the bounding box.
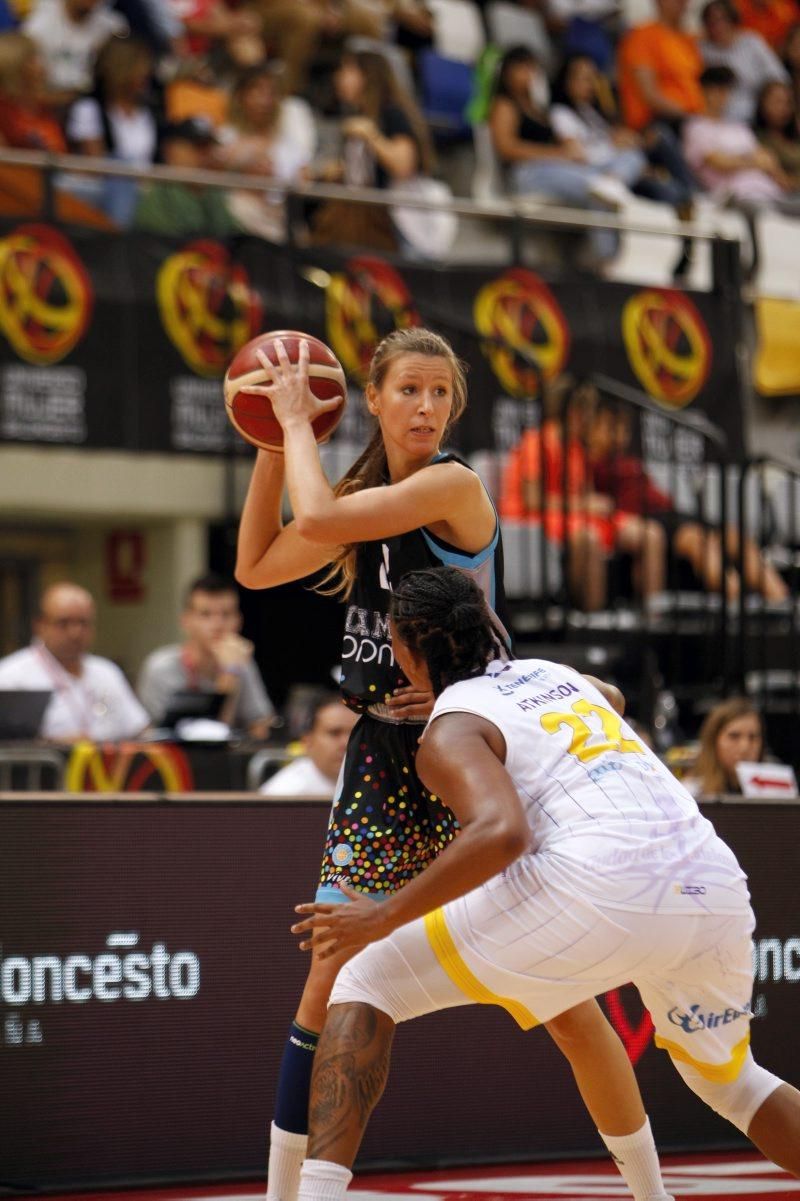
[291,565,800,1201]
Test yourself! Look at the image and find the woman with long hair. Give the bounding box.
[216,65,316,240]
[66,36,159,225]
[311,48,435,252]
[236,327,674,1201]
[754,79,800,189]
[685,697,765,798]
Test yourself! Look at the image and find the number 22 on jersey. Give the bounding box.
[540,699,645,764]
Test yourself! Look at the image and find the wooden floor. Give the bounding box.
[37,1152,799,1201]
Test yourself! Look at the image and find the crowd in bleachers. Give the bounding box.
[0,0,799,262]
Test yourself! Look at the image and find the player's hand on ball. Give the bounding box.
[292,883,391,958]
[386,685,435,720]
[244,338,342,432]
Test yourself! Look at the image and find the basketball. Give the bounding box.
[224,330,347,450]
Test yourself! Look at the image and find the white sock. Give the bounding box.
[267,1122,309,1201]
[298,1158,353,1201]
[600,1117,674,1201]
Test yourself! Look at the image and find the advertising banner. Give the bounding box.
[1,799,796,1190]
[0,223,744,460]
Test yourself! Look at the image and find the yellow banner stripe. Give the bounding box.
[654,1030,751,1083]
[424,907,539,1031]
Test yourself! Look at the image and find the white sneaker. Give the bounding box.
[588,174,632,210]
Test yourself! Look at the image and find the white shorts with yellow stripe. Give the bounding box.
[330,874,758,1087]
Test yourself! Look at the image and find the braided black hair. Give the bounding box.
[391,566,507,696]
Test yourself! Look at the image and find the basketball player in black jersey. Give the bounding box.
[236,328,674,1201]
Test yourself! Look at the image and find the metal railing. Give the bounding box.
[0,146,742,284]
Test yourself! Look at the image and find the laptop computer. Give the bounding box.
[0,690,52,740]
[160,690,226,731]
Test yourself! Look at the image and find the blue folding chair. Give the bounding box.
[419,49,473,140]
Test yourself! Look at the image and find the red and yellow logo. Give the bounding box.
[0,224,93,364]
[65,741,194,793]
[157,240,262,377]
[326,256,419,383]
[474,268,570,397]
[622,288,712,408]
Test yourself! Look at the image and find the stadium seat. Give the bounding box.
[485,1,554,74]
[428,0,486,63]
[419,49,474,136]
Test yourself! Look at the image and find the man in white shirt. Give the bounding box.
[260,696,357,797]
[24,0,127,97]
[0,582,149,742]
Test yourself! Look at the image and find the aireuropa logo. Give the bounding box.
[473,267,570,398]
[0,224,93,365]
[325,255,419,384]
[621,286,711,408]
[0,932,200,1005]
[156,239,262,377]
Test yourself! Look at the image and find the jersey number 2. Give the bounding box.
[540,700,645,764]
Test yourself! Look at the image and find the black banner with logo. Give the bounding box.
[0,798,796,1190]
[0,223,743,459]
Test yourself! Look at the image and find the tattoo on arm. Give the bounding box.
[308,1003,394,1164]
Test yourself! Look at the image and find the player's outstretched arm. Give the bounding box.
[293,713,527,956]
[235,449,341,589]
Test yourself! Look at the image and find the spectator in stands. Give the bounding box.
[259,694,357,797]
[253,0,383,96]
[700,0,788,122]
[683,66,793,205]
[0,31,66,150]
[618,0,704,134]
[682,696,764,797]
[165,0,262,62]
[498,378,668,610]
[310,48,434,253]
[24,0,127,102]
[0,581,149,742]
[589,400,790,601]
[783,23,800,109]
[215,64,315,240]
[489,46,642,263]
[754,80,800,190]
[137,573,274,737]
[134,115,242,234]
[67,36,160,225]
[550,53,693,209]
[737,0,800,52]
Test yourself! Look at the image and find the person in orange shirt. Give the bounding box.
[0,32,66,150]
[738,0,800,52]
[498,379,667,611]
[618,0,704,132]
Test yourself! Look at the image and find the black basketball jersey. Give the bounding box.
[339,453,511,713]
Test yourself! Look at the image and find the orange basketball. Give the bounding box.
[224,330,347,450]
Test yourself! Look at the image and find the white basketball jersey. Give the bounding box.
[429,659,750,914]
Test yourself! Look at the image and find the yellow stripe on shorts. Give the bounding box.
[654,1030,751,1083]
[424,907,539,1031]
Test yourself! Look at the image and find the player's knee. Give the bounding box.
[672,1050,782,1133]
[330,942,411,1025]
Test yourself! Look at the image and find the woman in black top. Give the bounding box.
[489,44,636,261]
[311,49,434,251]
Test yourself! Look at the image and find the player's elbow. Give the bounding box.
[293,513,333,543]
[484,815,529,866]
[234,557,259,588]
